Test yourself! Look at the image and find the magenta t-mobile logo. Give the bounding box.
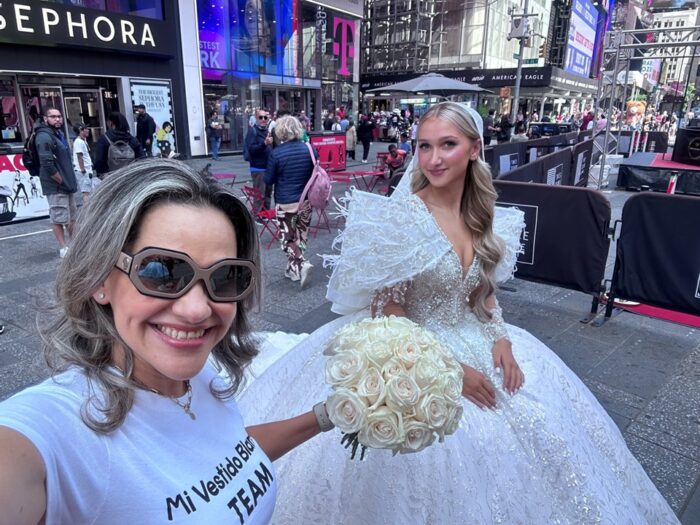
[332,18,355,76]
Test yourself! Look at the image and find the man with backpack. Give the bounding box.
[94,112,145,177]
[33,108,78,258]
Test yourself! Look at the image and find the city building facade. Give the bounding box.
[189,0,362,156]
[360,0,606,119]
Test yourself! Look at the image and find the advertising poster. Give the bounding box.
[309,133,346,170]
[565,0,598,78]
[130,81,176,157]
[0,154,49,223]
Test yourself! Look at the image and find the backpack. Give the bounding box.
[105,135,136,171]
[299,143,332,210]
[22,131,40,177]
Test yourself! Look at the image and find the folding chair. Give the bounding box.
[212,172,237,187]
[241,186,280,249]
[309,207,332,238]
[330,171,352,191]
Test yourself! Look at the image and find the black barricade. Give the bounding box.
[484,146,494,168]
[549,135,568,152]
[571,139,594,187]
[494,181,611,295]
[645,132,668,153]
[489,141,526,176]
[615,131,634,156]
[538,148,572,186]
[525,137,550,162]
[578,130,593,142]
[496,161,544,183]
[610,193,700,316]
[563,131,579,145]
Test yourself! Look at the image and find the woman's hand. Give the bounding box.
[461,364,496,410]
[492,338,524,395]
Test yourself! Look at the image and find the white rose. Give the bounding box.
[324,326,368,355]
[366,342,394,368]
[441,404,464,438]
[395,340,421,369]
[410,355,441,389]
[386,315,417,331]
[441,372,463,404]
[385,374,421,412]
[357,406,405,449]
[399,420,436,454]
[381,357,407,380]
[415,392,449,429]
[326,388,368,434]
[356,367,387,410]
[325,349,367,387]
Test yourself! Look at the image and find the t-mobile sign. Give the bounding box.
[565,0,598,78]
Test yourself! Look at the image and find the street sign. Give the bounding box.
[524,58,539,64]
[513,53,520,59]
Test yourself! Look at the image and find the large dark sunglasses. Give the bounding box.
[115,247,257,303]
[257,115,269,120]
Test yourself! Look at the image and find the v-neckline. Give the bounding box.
[411,194,479,276]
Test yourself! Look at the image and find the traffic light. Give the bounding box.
[538,43,546,59]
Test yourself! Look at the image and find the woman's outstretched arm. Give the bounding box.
[247,410,324,462]
[0,427,46,525]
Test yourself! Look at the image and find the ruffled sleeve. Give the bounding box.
[493,205,526,283]
[324,190,451,315]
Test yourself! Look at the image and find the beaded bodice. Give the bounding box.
[402,251,481,332]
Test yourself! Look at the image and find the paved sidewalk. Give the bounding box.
[0,143,698,522]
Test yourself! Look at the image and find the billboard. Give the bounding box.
[565,0,599,78]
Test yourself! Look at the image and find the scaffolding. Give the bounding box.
[362,0,444,74]
[591,25,700,188]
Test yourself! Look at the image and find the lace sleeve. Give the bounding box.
[481,297,510,344]
[370,281,410,317]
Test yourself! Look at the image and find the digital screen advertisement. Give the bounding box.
[565,0,599,78]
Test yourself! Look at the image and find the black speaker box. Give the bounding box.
[671,127,700,166]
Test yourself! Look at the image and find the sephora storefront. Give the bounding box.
[0,1,185,222]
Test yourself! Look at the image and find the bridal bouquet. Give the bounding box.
[323,316,464,457]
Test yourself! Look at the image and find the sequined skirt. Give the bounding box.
[239,315,679,525]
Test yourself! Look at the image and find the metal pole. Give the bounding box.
[597,29,622,189]
[511,0,529,125]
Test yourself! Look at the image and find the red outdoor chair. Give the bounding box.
[212,172,237,187]
[309,207,332,238]
[241,186,280,249]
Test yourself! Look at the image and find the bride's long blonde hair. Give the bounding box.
[410,102,503,322]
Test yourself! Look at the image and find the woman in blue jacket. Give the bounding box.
[264,116,315,289]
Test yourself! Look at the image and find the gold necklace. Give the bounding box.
[112,365,196,420]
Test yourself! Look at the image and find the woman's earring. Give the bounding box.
[98,293,106,300]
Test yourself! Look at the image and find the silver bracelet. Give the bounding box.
[313,402,335,432]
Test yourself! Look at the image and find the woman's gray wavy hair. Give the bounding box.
[273,115,304,142]
[40,158,261,434]
[410,102,504,322]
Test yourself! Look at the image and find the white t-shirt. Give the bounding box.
[0,363,276,525]
[72,137,93,174]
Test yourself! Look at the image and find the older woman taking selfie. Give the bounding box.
[0,159,332,525]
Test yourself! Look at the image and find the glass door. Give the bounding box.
[63,90,105,145]
[19,85,67,138]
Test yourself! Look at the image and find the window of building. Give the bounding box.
[0,79,20,143]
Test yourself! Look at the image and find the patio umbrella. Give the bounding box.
[366,72,490,96]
